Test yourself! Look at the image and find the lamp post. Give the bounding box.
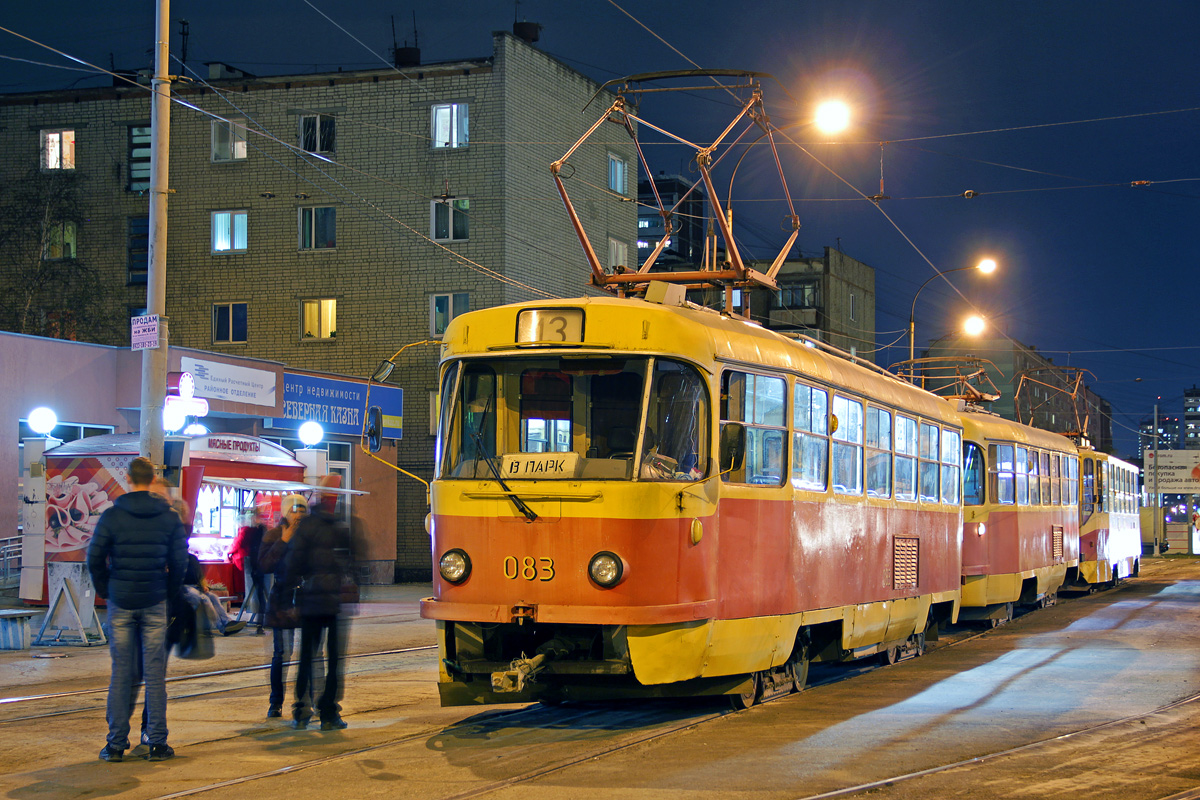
[908,258,997,364]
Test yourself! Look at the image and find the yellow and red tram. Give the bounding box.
[1071,450,1141,588]
[421,295,966,706]
[958,411,1081,624]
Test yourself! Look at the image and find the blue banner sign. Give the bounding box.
[271,373,403,440]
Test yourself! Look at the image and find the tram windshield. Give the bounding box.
[437,356,710,482]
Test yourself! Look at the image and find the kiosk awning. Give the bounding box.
[200,477,368,496]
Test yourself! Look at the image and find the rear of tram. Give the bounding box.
[1074,451,1141,587]
[421,301,726,706]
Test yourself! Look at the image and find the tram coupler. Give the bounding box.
[491,638,573,694]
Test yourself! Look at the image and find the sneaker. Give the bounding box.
[266,705,282,718]
[129,731,150,758]
[98,744,124,762]
[222,620,247,636]
[290,718,309,730]
[320,717,348,731]
[145,744,174,762]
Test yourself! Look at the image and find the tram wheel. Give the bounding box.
[879,645,899,666]
[912,632,926,657]
[730,673,760,710]
[789,658,809,693]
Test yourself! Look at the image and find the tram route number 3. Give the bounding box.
[503,555,555,581]
[516,308,584,343]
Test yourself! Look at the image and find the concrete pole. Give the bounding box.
[139,0,171,465]
[1153,403,1161,556]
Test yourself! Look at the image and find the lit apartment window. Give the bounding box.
[430,292,469,337]
[43,221,77,260]
[301,298,336,340]
[211,210,248,253]
[608,153,626,193]
[431,102,468,148]
[608,238,628,270]
[212,118,248,162]
[128,126,151,191]
[212,302,247,344]
[42,129,75,170]
[298,113,336,154]
[299,206,336,249]
[127,216,149,285]
[431,198,469,241]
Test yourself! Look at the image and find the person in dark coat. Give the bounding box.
[87,457,188,763]
[284,493,356,730]
[230,508,268,632]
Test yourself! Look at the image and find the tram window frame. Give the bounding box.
[1028,449,1042,505]
[864,406,892,499]
[791,382,828,492]
[991,443,1015,505]
[1040,451,1051,505]
[831,395,864,496]
[1066,457,1079,506]
[519,369,573,453]
[918,422,940,503]
[641,359,710,482]
[721,370,787,486]
[895,414,918,502]
[1015,446,1030,506]
[1050,454,1062,505]
[963,441,985,505]
[1082,457,1096,518]
[941,428,961,505]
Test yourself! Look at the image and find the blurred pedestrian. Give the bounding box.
[87,457,187,763]
[285,490,357,730]
[230,507,268,633]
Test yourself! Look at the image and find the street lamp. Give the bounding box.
[814,100,851,135]
[908,259,997,364]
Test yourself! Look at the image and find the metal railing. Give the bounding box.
[0,535,21,589]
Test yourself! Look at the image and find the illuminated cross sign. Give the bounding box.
[166,371,209,419]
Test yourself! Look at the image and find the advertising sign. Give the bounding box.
[1144,450,1200,493]
[272,373,403,440]
[131,314,159,350]
[181,357,277,407]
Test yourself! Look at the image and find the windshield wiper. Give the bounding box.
[471,429,538,523]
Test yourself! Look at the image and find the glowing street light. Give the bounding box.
[814,100,851,135]
[298,421,325,448]
[27,406,58,436]
[908,258,998,365]
[963,314,987,336]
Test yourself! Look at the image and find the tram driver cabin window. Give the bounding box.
[301,298,336,340]
[42,129,75,170]
[431,102,468,148]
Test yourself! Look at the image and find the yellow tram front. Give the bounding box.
[1073,450,1141,587]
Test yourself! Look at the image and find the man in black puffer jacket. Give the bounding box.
[87,457,188,763]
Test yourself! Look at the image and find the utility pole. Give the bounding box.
[1153,403,1161,556]
[139,0,171,464]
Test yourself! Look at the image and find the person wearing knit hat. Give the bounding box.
[257,492,311,718]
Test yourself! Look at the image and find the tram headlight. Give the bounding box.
[977,523,986,537]
[439,549,471,584]
[588,551,624,588]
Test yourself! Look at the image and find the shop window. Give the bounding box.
[42,129,75,170]
[299,113,336,154]
[299,206,336,250]
[431,102,468,148]
[213,302,247,344]
[43,221,77,260]
[431,198,469,241]
[211,210,248,253]
[430,292,469,337]
[212,117,248,162]
[301,298,336,340]
[128,125,151,191]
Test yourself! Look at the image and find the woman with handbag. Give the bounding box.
[257,494,320,718]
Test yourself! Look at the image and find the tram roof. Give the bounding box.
[958,409,1077,453]
[441,296,961,425]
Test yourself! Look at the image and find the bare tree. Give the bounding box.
[0,170,123,343]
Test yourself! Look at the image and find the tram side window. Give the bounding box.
[941,429,961,505]
[1066,457,1079,506]
[721,371,786,485]
[918,422,940,503]
[642,359,709,481]
[442,362,497,478]
[1015,447,1030,506]
[895,415,918,501]
[963,442,985,505]
[991,444,1015,505]
[520,370,572,453]
[1028,449,1042,505]
[831,395,863,495]
[1082,458,1095,519]
[792,382,828,491]
[865,407,892,498]
[1040,451,1051,505]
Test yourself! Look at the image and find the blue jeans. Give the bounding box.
[105,601,169,748]
[270,626,322,708]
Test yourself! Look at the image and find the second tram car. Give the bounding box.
[1070,450,1141,588]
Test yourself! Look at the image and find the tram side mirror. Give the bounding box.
[366,406,383,452]
[371,359,396,383]
[719,423,746,473]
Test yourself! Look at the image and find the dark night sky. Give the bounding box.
[3,0,1198,457]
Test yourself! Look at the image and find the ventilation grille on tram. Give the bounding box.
[1052,526,1064,563]
[893,537,919,589]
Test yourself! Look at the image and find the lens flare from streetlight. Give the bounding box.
[977,258,997,274]
[814,101,850,134]
[963,315,987,336]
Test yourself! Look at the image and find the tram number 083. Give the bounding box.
[503,556,555,582]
